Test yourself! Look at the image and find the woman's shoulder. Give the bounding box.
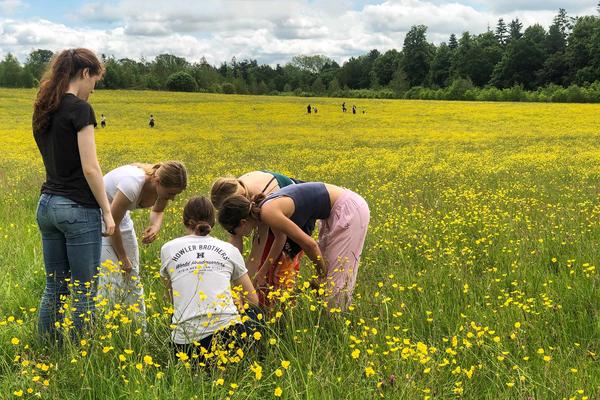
[61,93,93,112]
[239,170,270,183]
[110,164,146,179]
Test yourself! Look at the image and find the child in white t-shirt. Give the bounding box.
[160,196,261,360]
[98,161,187,326]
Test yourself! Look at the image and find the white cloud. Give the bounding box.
[474,0,594,13]
[273,17,331,39]
[123,21,170,36]
[0,0,26,14]
[363,0,490,35]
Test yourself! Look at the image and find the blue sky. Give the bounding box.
[1,0,597,64]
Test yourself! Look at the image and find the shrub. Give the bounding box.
[446,78,474,100]
[565,84,587,103]
[166,72,198,92]
[404,86,425,99]
[221,82,235,94]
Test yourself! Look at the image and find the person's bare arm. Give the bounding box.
[109,191,133,274]
[142,197,167,244]
[162,276,173,303]
[245,223,269,279]
[261,205,326,277]
[77,125,115,236]
[254,230,287,286]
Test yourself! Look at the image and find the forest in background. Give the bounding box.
[2,8,600,102]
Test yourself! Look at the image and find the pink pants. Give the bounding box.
[318,190,370,310]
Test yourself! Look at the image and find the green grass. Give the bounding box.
[0,88,598,399]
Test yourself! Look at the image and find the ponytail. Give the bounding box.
[249,193,265,220]
[188,220,212,236]
[133,161,187,190]
[183,197,214,236]
[33,48,104,134]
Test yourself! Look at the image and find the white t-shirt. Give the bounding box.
[104,165,146,209]
[103,165,146,233]
[160,235,248,344]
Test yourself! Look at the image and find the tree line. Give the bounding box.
[1,7,600,102]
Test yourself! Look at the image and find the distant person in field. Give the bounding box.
[161,196,261,360]
[314,107,318,114]
[98,161,187,326]
[149,114,155,128]
[342,102,347,112]
[100,114,106,128]
[352,105,356,114]
[32,48,115,341]
[218,182,370,311]
[211,171,303,307]
[307,104,312,114]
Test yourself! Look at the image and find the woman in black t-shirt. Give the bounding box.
[33,48,116,341]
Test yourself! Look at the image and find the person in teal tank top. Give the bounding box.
[261,170,296,188]
[210,171,303,307]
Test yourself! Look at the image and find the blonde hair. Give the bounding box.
[132,161,187,189]
[210,176,243,210]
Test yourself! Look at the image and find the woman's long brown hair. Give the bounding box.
[33,48,104,134]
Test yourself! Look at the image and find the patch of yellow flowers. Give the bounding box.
[0,89,598,398]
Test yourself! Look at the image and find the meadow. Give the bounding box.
[0,88,598,399]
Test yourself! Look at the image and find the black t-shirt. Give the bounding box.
[34,93,99,208]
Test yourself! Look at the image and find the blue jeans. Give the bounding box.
[36,193,102,341]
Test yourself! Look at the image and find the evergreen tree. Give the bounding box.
[495,18,508,45]
[554,8,572,38]
[508,18,523,42]
[448,33,458,50]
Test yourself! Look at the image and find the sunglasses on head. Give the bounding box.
[227,226,237,235]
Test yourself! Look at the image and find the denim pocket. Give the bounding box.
[53,203,89,225]
[36,195,50,228]
[86,207,102,228]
